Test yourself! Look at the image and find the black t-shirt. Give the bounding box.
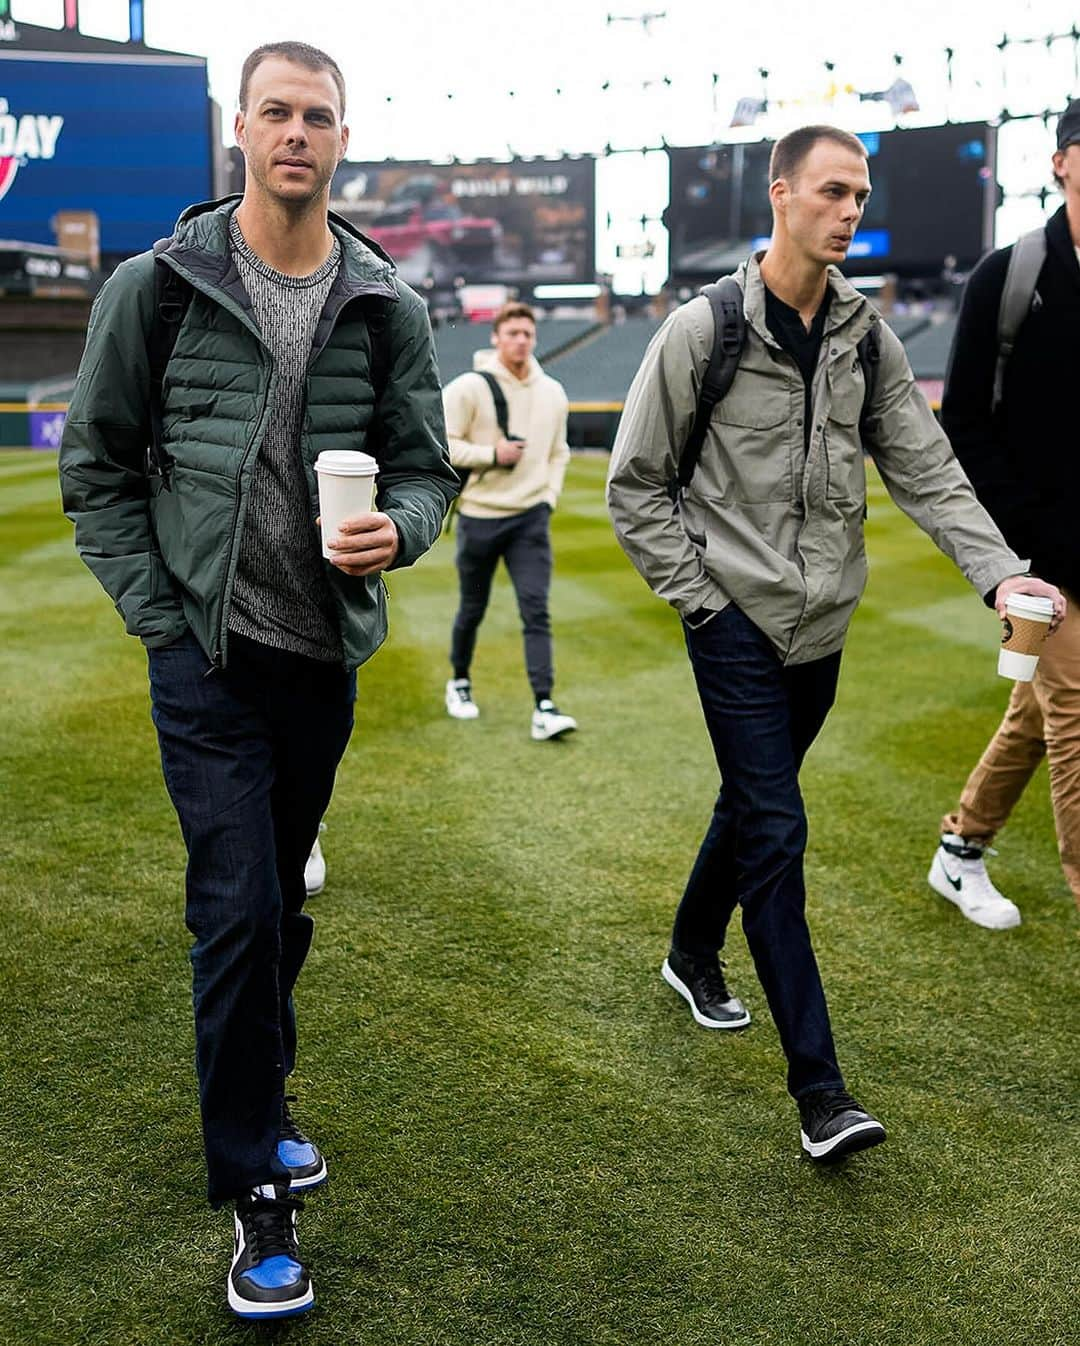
[764,284,832,453]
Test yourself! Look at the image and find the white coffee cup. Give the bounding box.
[314,450,380,560]
[998,592,1054,681]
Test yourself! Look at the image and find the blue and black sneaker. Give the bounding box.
[228,1181,313,1319]
[279,1095,327,1191]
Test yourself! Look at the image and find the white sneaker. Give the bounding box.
[445,678,480,720]
[531,700,577,741]
[927,835,1020,930]
[304,825,326,897]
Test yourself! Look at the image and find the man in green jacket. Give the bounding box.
[59,41,457,1319]
[607,125,1063,1163]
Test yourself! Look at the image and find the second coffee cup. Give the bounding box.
[998,592,1054,681]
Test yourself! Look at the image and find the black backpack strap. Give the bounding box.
[360,298,393,403]
[676,276,745,492]
[855,321,882,442]
[476,370,511,439]
[993,226,1046,413]
[147,237,193,489]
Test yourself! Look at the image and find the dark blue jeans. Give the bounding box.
[450,503,554,700]
[148,631,355,1206]
[672,604,845,1100]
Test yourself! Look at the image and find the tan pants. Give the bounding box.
[941,590,1080,908]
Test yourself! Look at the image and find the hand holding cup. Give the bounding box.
[994,578,1063,681]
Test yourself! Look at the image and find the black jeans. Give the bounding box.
[450,503,554,700]
[147,631,355,1206]
[672,604,845,1100]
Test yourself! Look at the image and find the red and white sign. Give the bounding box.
[0,97,65,205]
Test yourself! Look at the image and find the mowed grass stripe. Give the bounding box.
[1,451,1076,1346]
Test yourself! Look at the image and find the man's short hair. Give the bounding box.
[493,302,536,332]
[239,42,346,119]
[769,125,867,185]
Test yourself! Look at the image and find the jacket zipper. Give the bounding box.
[211,356,274,667]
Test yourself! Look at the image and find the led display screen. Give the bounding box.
[0,52,212,255]
[667,123,995,279]
[328,157,596,289]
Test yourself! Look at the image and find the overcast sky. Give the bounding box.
[11,0,1079,289]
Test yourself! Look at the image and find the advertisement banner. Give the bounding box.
[330,157,595,290]
[666,124,995,279]
[0,52,211,257]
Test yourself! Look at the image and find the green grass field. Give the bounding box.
[2,450,1076,1346]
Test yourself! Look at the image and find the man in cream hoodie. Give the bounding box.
[443,301,577,740]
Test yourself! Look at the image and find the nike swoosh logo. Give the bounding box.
[941,866,962,891]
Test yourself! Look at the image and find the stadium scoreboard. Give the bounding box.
[667,123,997,281]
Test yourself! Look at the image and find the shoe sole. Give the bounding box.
[228,1283,315,1319]
[288,1159,328,1192]
[927,864,1021,930]
[800,1120,887,1162]
[304,880,325,897]
[661,959,751,1030]
[447,707,480,720]
[531,723,577,741]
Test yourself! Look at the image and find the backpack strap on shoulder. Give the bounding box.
[676,276,745,492]
[855,320,882,442]
[147,238,193,489]
[360,298,393,403]
[476,370,511,439]
[993,226,1046,413]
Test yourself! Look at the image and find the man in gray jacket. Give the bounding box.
[607,125,1063,1161]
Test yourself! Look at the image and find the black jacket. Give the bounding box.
[941,204,1080,597]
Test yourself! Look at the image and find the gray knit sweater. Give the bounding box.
[227,216,343,662]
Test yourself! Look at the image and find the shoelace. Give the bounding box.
[240,1191,304,1263]
[279,1095,307,1144]
[807,1089,860,1123]
[693,961,732,1003]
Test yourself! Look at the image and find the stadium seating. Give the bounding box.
[434,317,600,381]
[902,316,959,380]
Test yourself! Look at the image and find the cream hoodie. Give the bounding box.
[443,349,570,518]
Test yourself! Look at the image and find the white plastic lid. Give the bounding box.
[1005,592,1054,619]
[314,450,379,476]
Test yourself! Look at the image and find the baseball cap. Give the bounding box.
[1056,98,1080,150]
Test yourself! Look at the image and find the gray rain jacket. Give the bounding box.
[607,254,1026,665]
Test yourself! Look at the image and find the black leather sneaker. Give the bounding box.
[799,1088,886,1161]
[228,1181,313,1319]
[661,947,751,1029]
[278,1095,327,1192]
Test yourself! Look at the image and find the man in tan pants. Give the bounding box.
[929,100,1080,928]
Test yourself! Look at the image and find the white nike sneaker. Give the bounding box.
[927,835,1020,930]
[304,824,326,897]
[446,678,480,720]
[531,700,577,741]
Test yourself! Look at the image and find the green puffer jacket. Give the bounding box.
[59,196,458,670]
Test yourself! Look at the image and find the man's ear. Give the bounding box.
[235,110,247,153]
[769,177,788,214]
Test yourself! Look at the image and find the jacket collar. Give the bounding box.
[160,195,399,308]
[1045,202,1080,290]
[737,251,876,348]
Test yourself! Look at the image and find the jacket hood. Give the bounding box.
[738,251,876,346]
[471,348,544,384]
[169,194,398,293]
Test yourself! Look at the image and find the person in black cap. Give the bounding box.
[927,97,1080,927]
